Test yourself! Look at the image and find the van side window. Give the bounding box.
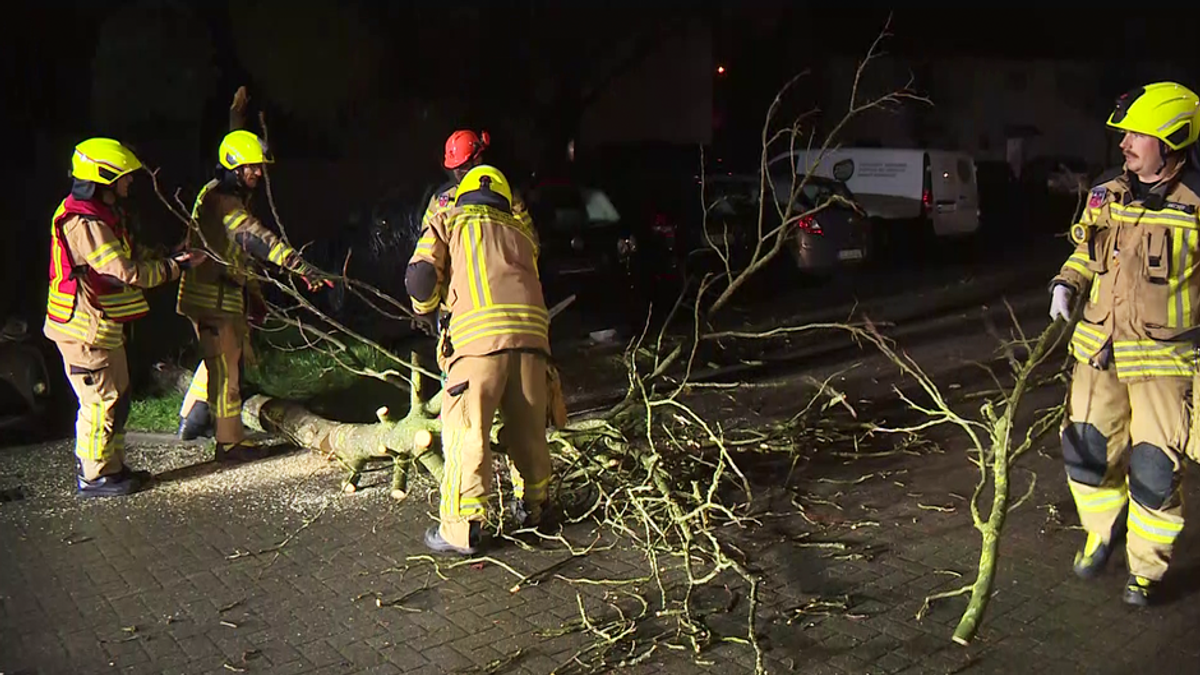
[956,159,974,184]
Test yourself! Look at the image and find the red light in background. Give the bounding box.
[652,213,676,238]
[716,65,726,75]
[797,215,822,235]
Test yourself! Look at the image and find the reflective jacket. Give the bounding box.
[422,182,536,247]
[1053,166,1200,381]
[44,195,180,350]
[176,179,308,320]
[409,202,549,369]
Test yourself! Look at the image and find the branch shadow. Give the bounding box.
[150,459,224,485]
[149,445,305,486]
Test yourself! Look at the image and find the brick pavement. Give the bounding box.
[5,330,1200,673]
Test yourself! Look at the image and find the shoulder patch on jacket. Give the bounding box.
[1088,186,1108,209]
[435,182,458,208]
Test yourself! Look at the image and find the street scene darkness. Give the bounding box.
[4,3,1200,674]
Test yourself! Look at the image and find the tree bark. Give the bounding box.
[241,351,444,499]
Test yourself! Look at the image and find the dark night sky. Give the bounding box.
[6,3,1196,156]
[4,2,1196,197]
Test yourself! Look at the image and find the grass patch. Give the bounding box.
[127,391,184,433]
[245,326,399,400]
[126,325,401,431]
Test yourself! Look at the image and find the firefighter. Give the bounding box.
[1050,82,1200,606]
[419,131,565,515]
[406,164,554,555]
[176,123,331,461]
[419,130,535,265]
[45,138,204,496]
[177,87,271,443]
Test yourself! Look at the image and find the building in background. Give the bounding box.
[577,17,712,149]
[822,55,1194,173]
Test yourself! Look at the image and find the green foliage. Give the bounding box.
[127,391,184,433]
[244,326,393,400]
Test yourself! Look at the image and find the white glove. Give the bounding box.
[1050,284,1073,322]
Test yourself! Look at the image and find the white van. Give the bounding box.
[769,147,981,237]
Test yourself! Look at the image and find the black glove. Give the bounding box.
[171,250,206,270]
[412,312,438,337]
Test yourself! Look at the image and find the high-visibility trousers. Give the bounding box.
[1062,362,1191,580]
[179,359,208,420]
[507,363,569,502]
[57,342,131,480]
[191,318,246,444]
[438,350,552,549]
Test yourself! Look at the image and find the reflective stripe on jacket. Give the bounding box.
[409,203,548,368]
[177,179,302,319]
[44,196,177,349]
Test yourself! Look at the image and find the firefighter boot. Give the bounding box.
[424,522,481,556]
[77,465,151,498]
[1123,575,1159,607]
[215,434,275,463]
[509,498,557,532]
[178,401,214,441]
[1073,503,1128,580]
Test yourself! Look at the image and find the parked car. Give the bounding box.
[0,317,52,437]
[570,142,715,288]
[784,174,872,273]
[309,181,440,338]
[525,178,649,332]
[696,173,871,276]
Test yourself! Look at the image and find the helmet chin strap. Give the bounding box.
[1156,141,1170,175]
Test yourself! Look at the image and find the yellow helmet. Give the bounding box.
[1107,82,1200,151]
[71,138,142,185]
[454,164,513,210]
[219,130,274,170]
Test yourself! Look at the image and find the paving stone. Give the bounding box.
[5,377,1200,675]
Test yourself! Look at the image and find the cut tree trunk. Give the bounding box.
[241,353,444,499]
[237,298,588,499]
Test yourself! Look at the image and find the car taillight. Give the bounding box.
[922,188,932,210]
[798,214,822,235]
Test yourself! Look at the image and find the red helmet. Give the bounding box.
[443,130,490,170]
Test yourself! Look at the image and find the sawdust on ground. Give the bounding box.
[0,436,440,532]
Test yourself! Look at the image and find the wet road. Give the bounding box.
[548,222,1068,348]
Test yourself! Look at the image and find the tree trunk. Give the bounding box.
[241,351,445,499]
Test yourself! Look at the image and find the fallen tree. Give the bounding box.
[240,350,444,498]
[145,14,1068,670]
